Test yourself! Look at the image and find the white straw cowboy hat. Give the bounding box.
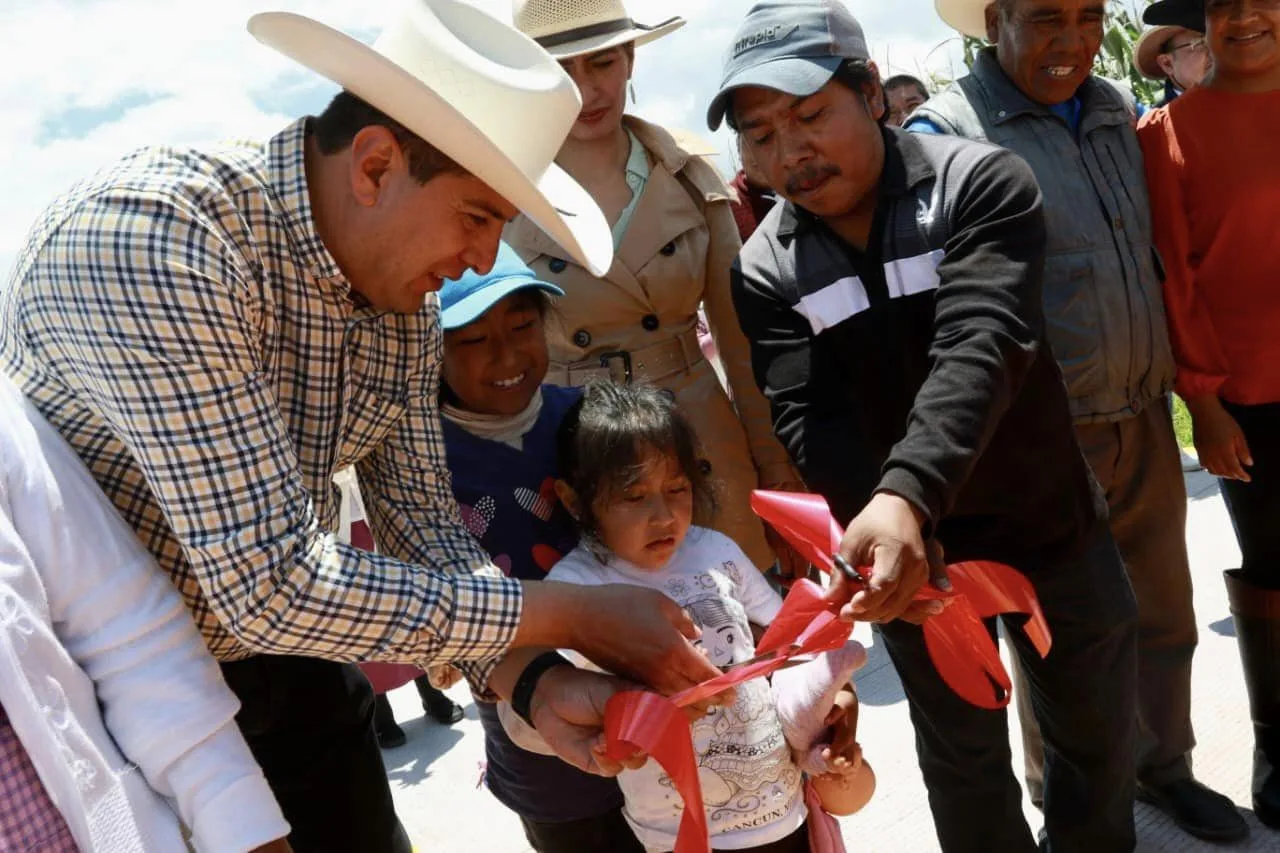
[512,0,685,60]
[1135,25,1192,80]
[935,0,992,40]
[248,0,613,276]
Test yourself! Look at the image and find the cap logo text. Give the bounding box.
[733,24,799,57]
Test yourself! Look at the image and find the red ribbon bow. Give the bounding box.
[747,490,1052,708]
[602,490,1052,853]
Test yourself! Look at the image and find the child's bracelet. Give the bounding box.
[512,651,573,728]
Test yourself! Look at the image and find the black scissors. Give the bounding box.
[832,554,868,585]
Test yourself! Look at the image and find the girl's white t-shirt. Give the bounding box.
[547,527,807,851]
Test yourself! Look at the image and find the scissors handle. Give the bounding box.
[832,553,867,584]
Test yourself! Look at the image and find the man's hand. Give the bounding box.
[527,666,649,776]
[570,585,730,711]
[831,492,949,624]
[761,479,811,580]
[512,582,731,711]
[1188,395,1253,482]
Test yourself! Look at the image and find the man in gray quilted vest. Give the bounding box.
[910,0,1246,843]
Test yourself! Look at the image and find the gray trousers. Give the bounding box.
[1018,399,1198,800]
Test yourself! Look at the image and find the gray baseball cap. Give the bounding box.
[706,0,871,131]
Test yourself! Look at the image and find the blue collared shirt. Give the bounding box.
[612,127,650,248]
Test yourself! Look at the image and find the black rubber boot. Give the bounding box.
[373,692,407,749]
[415,675,464,725]
[1226,569,1280,829]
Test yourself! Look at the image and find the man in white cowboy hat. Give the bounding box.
[0,1,730,849]
[713,1,1145,850]
[913,0,1248,844]
[1136,0,1211,107]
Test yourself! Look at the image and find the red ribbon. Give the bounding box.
[604,691,709,852]
[601,490,1053,853]
[749,490,1052,709]
[603,580,847,853]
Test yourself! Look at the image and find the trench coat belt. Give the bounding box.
[548,328,704,387]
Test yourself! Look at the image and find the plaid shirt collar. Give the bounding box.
[267,119,348,289]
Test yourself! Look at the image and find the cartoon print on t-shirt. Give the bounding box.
[668,586,800,824]
[684,594,752,668]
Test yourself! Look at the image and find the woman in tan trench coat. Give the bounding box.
[507,0,802,574]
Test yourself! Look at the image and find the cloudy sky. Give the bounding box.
[0,0,966,277]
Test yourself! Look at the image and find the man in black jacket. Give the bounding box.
[707,2,1140,850]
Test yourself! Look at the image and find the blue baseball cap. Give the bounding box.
[438,242,564,330]
[707,0,871,131]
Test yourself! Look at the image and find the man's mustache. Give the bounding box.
[784,163,842,195]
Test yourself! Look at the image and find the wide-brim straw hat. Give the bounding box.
[1135,25,1191,79]
[935,0,992,40]
[513,0,684,60]
[248,0,613,276]
[1136,0,1207,80]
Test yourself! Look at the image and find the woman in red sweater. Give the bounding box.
[1138,0,1280,828]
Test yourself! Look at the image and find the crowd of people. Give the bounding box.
[0,0,1276,850]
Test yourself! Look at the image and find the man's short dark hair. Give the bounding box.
[312,91,467,185]
[831,59,890,125]
[829,59,880,96]
[884,74,930,101]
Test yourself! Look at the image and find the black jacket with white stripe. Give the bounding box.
[731,128,1104,567]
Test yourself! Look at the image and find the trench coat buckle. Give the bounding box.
[598,350,634,384]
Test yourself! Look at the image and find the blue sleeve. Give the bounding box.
[1135,101,1149,119]
[905,117,945,135]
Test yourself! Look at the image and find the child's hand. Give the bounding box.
[821,741,864,776]
[822,685,861,773]
[426,663,463,690]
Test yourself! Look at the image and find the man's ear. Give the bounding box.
[348,125,401,208]
[1156,53,1175,78]
[984,3,1001,43]
[554,479,582,520]
[864,61,888,123]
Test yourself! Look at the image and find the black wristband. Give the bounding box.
[511,652,572,728]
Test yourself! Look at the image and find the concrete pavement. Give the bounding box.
[381,472,1280,851]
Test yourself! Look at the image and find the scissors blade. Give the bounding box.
[720,644,809,675]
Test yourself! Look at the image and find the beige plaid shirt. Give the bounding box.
[0,119,522,689]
